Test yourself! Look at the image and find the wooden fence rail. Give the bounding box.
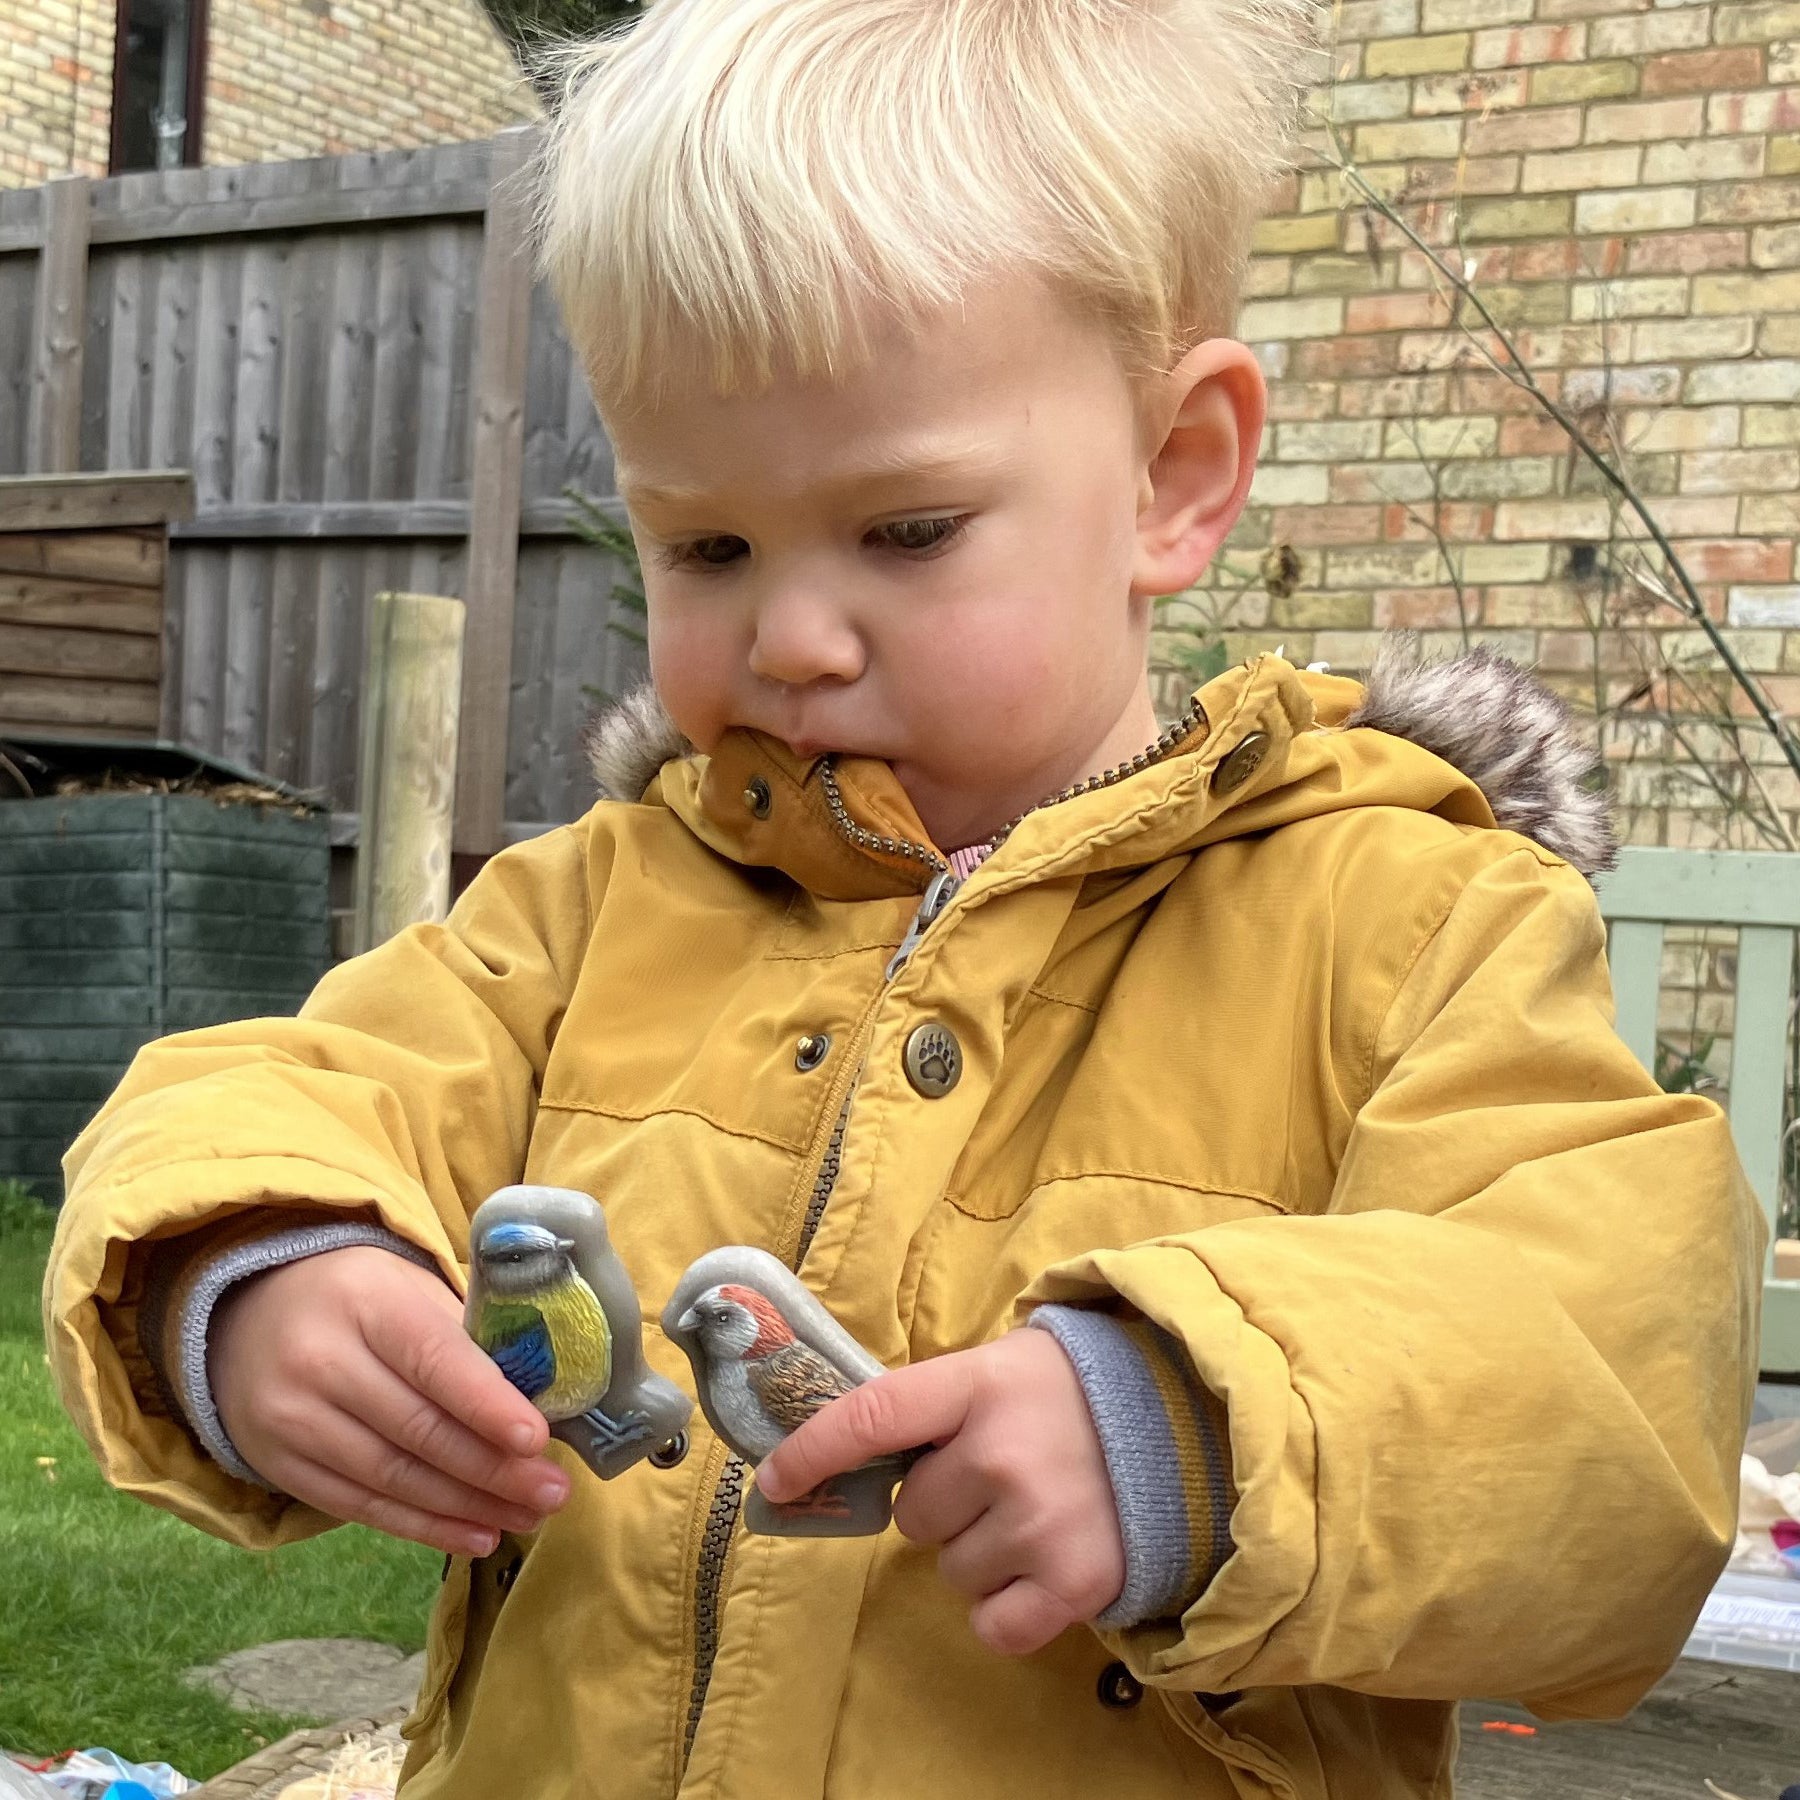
[0,131,642,847]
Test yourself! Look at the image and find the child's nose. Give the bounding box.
[748,590,866,687]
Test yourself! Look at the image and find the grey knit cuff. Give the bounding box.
[141,1221,439,1489]
[1029,1305,1235,1629]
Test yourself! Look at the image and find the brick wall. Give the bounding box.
[1161,0,1800,866]
[0,0,527,185]
[205,0,528,166]
[0,0,116,186]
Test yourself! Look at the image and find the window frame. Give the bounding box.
[108,0,211,175]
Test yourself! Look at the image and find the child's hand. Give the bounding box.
[210,1245,571,1556]
[755,1330,1124,1656]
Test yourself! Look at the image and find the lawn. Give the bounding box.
[0,1186,441,1782]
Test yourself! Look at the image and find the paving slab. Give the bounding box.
[183,1639,426,1721]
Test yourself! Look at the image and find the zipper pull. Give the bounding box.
[885,869,961,982]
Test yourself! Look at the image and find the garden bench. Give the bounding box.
[1596,848,1800,1375]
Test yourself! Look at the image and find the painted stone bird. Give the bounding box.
[664,1245,919,1536]
[466,1186,692,1481]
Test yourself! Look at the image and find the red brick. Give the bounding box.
[1449,368,1563,414]
[1510,238,1620,281]
[1344,291,1456,333]
[1373,587,1481,629]
[1266,382,1340,422]
[1339,374,1453,416]
[1670,539,1796,583]
[1403,156,1522,199]
[1382,502,1495,540]
[1270,504,1387,546]
[1465,106,1583,155]
[1641,48,1765,95]
[1627,229,1751,276]
[1698,178,1800,225]
[1709,90,1800,134]
[1330,463,1430,503]
[1294,336,1401,379]
[1501,414,1574,455]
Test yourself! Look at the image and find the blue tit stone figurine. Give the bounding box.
[467,1186,692,1480]
[664,1245,920,1537]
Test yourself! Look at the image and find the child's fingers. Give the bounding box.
[967,1577,1075,1660]
[889,1446,986,1547]
[933,1511,1020,1600]
[358,1287,549,1458]
[324,1351,569,1515]
[305,1403,550,1538]
[757,1354,978,1503]
[273,1448,504,1558]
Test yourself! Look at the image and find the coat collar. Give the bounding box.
[582,637,1617,899]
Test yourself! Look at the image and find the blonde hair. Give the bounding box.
[536,0,1317,415]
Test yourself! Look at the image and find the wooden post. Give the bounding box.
[454,127,537,858]
[28,178,92,474]
[352,591,467,954]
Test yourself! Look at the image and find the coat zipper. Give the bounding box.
[677,709,1208,1779]
[677,1010,890,1772]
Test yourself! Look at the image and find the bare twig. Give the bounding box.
[1320,124,1800,784]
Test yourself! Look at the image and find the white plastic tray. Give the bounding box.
[1682,1569,1800,1672]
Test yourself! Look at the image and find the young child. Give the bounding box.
[46,1,1762,1795]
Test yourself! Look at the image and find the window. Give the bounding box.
[110,0,208,174]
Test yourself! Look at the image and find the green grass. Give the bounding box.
[0,1187,441,1780]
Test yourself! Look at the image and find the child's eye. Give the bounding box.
[669,535,748,569]
[870,516,967,556]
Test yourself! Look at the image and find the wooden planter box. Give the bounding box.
[0,471,194,739]
[0,743,329,1199]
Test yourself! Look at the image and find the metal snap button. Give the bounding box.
[903,1022,962,1098]
[649,1430,690,1470]
[1212,731,1271,797]
[744,775,773,819]
[1096,1661,1144,1709]
[795,1033,831,1073]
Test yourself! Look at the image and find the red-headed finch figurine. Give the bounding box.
[663,1246,917,1536]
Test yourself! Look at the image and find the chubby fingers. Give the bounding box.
[358,1275,551,1459]
[303,1404,552,1544]
[755,1352,979,1504]
[271,1445,509,1559]
[324,1350,569,1519]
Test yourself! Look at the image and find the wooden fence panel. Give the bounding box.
[1,134,647,834]
[0,253,38,476]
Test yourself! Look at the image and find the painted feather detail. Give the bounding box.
[475,1297,554,1387]
[745,1338,858,1435]
[486,1317,554,1396]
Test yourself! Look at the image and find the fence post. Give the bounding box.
[454,126,537,858]
[28,177,91,474]
[352,591,467,955]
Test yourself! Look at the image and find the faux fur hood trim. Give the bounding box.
[584,684,696,809]
[1346,635,1617,880]
[584,638,1618,880]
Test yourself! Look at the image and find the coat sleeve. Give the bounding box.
[42,819,598,1549]
[1019,838,1765,1719]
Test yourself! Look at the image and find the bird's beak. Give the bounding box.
[673,1307,701,1337]
[555,1236,575,1254]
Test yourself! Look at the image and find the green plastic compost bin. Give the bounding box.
[0,737,330,1200]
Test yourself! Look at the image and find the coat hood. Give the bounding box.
[583,636,1616,886]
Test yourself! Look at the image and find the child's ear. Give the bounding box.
[1130,338,1267,600]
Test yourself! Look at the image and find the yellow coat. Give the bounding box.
[46,652,1762,1800]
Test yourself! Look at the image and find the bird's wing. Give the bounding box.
[746,1339,860,1436]
[475,1300,556,1402]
